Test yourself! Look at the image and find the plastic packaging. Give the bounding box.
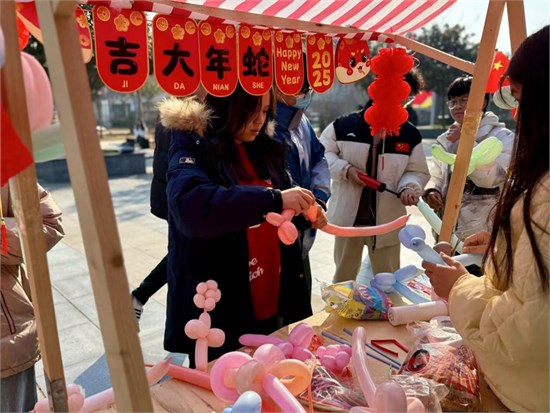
[321,280,392,320]
[399,319,481,412]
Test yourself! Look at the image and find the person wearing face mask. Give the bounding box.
[273,75,330,296]
[320,68,430,283]
[423,76,514,251]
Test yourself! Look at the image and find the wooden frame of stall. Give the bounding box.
[0,0,526,410]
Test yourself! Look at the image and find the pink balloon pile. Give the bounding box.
[184,280,225,371]
[210,344,311,413]
[239,322,315,362]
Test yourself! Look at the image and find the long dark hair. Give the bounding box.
[203,84,277,182]
[485,25,549,293]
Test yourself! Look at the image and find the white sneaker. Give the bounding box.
[132,296,144,325]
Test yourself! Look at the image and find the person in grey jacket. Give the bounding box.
[423,76,514,242]
[1,184,64,412]
[320,68,430,283]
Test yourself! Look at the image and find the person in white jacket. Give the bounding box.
[320,68,430,282]
[423,76,514,244]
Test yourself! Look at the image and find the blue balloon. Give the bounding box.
[222,391,262,413]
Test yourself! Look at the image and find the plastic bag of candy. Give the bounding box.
[399,317,480,411]
[320,280,392,320]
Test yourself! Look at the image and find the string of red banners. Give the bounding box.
[18,2,372,97]
[93,6,362,97]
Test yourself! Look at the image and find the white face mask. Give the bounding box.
[293,91,313,109]
[493,85,519,109]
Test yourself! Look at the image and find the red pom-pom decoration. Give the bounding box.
[364,47,414,137]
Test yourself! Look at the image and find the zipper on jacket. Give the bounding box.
[1,291,17,334]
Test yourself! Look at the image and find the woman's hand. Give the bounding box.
[425,191,444,210]
[400,188,419,206]
[281,187,314,214]
[346,166,367,186]
[422,252,468,299]
[462,231,491,254]
[307,204,328,229]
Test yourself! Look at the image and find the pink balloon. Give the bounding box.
[351,327,425,413]
[21,52,53,132]
[305,205,410,237]
[239,334,285,348]
[266,210,299,245]
[185,312,225,371]
[211,351,253,401]
[166,364,212,389]
[262,374,307,413]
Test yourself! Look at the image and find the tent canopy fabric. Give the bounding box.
[81,0,457,40]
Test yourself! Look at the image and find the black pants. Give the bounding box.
[132,255,168,305]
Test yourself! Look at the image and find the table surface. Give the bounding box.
[102,311,509,412]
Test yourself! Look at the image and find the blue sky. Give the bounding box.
[428,0,549,54]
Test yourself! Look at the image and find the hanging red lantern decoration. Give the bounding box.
[364,47,413,137]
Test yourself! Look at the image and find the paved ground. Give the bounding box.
[34,143,435,397]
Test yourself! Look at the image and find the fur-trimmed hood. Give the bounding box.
[157,96,275,138]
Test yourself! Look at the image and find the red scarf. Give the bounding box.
[237,145,280,320]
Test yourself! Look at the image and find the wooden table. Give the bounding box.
[102,311,509,412]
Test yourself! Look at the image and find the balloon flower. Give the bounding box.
[185,280,225,371]
[371,265,430,304]
[31,359,171,413]
[350,327,425,413]
[240,322,315,362]
[399,225,482,267]
[431,136,504,175]
[210,344,311,413]
[267,205,409,245]
[316,344,352,373]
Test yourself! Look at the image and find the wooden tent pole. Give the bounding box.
[439,0,506,242]
[34,1,153,411]
[0,1,68,411]
[506,0,527,53]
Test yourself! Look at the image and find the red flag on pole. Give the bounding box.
[486,50,510,93]
[0,105,33,186]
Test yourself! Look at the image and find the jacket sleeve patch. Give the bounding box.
[395,142,410,153]
[179,157,196,165]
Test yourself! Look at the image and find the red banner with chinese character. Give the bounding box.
[153,15,200,96]
[198,22,238,97]
[237,25,272,96]
[306,34,335,93]
[93,6,148,93]
[273,31,304,95]
[75,7,93,64]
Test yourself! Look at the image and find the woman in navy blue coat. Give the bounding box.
[160,86,315,365]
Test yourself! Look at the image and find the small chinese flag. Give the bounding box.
[0,105,34,186]
[486,50,510,93]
